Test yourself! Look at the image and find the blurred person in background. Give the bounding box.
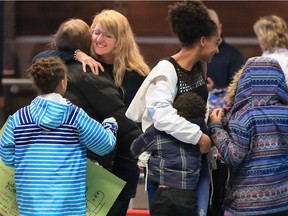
[207,8,244,111]
[206,9,244,216]
[253,14,288,81]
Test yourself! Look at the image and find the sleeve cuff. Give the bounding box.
[209,122,223,129]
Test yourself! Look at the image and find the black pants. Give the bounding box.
[208,161,228,216]
[106,198,130,216]
[106,152,139,216]
[150,187,198,216]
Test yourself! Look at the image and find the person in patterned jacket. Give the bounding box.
[0,57,117,216]
[209,56,288,216]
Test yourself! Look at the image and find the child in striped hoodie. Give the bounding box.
[0,56,118,216]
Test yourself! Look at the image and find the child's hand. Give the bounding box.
[138,165,145,171]
[102,117,118,135]
[210,108,223,123]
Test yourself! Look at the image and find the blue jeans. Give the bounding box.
[195,156,210,216]
[146,173,158,209]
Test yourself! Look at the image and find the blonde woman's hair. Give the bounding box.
[90,9,150,87]
[253,15,288,52]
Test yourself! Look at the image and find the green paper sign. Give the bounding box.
[86,159,126,216]
[0,117,125,216]
[0,117,18,216]
[0,159,18,216]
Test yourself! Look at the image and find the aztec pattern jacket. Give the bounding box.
[209,56,288,216]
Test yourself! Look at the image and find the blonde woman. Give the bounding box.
[76,9,150,105]
[254,15,288,81]
[73,12,150,214]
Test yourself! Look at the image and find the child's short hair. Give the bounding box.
[173,92,206,119]
[26,56,67,94]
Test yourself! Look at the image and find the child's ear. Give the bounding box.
[61,77,67,94]
[56,78,67,95]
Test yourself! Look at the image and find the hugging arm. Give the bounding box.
[33,50,104,75]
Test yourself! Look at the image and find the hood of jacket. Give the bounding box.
[231,56,288,114]
[30,93,71,130]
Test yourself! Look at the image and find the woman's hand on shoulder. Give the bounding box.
[75,50,104,75]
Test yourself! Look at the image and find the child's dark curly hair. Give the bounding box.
[26,57,67,94]
[173,92,206,119]
[167,1,218,47]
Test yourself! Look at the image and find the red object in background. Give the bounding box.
[126,209,149,216]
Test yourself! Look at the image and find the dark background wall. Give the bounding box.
[1,1,288,123]
[0,1,3,94]
[14,1,288,37]
[5,1,288,74]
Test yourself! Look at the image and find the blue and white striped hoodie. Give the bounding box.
[0,93,116,216]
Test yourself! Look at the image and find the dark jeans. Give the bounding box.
[208,161,228,216]
[147,178,159,209]
[150,187,198,216]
